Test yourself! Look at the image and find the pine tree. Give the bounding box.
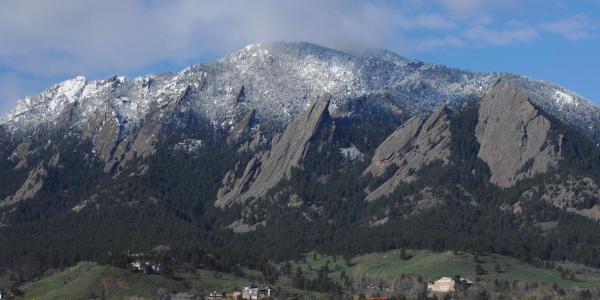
[293,266,305,289]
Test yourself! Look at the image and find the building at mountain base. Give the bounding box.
[428,277,456,293]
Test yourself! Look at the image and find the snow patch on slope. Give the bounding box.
[555,90,577,107]
[3,76,86,124]
[1,42,599,144]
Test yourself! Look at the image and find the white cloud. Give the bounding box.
[397,13,457,30]
[542,15,597,41]
[470,15,493,26]
[411,36,465,51]
[436,0,488,15]
[0,0,410,113]
[0,0,595,114]
[0,74,44,115]
[0,0,402,76]
[0,0,525,80]
[433,0,517,17]
[465,25,539,46]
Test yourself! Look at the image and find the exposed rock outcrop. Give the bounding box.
[339,145,364,161]
[226,110,255,145]
[80,85,193,172]
[248,94,331,195]
[48,151,60,167]
[0,162,47,208]
[72,194,98,213]
[369,185,476,226]
[364,105,451,201]
[9,142,30,169]
[476,79,560,187]
[408,187,446,216]
[226,219,266,233]
[215,155,264,207]
[215,94,332,207]
[519,176,600,220]
[81,105,122,164]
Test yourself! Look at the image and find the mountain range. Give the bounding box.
[2,42,600,282]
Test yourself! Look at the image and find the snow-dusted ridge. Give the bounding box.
[555,90,576,107]
[1,42,599,141]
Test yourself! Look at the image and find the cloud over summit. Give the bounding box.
[0,0,598,113]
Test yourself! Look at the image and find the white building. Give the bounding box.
[130,260,142,271]
[427,277,456,293]
[242,286,275,299]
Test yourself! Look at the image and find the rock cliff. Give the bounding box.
[0,162,46,208]
[215,94,332,207]
[475,79,561,187]
[364,105,451,201]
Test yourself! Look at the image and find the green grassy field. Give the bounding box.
[18,262,316,299]
[289,250,600,288]
[18,249,600,298]
[176,269,253,291]
[19,262,187,300]
[176,269,321,298]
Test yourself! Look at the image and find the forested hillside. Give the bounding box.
[2,44,600,297]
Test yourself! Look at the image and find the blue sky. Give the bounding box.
[0,0,599,114]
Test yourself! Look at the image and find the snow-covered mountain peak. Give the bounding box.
[223,43,272,65]
[1,42,599,142]
[3,75,87,124]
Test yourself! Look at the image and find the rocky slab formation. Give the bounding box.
[81,85,192,172]
[364,105,451,201]
[476,79,560,187]
[226,110,256,145]
[215,156,263,207]
[81,104,122,164]
[9,142,30,170]
[0,162,47,208]
[215,94,332,208]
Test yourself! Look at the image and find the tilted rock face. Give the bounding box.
[0,162,46,208]
[476,79,561,187]
[249,94,332,194]
[121,89,192,163]
[10,142,30,170]
[80,84,193,172]
[364,105,451,201]
[215,155,263,207]
[226,110,255,145]
[1,42,599,179]
[215,94,332,207]
[81,105,122,163]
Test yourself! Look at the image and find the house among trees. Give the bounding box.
[129,260,162,274]
[204,290,242,300]
[241,286,275,299]
[204,291,225,300]
[427,277,456,293]
[427,277,473,293]
[226,290,242,299]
